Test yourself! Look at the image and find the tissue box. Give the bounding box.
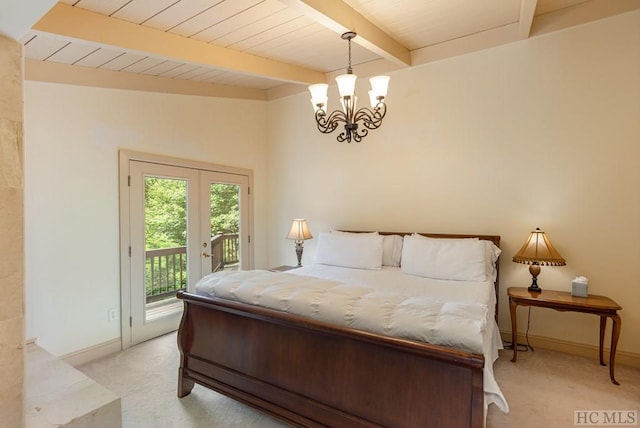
[571,281,588,297]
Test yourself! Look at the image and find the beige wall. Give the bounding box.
[24,83,269,356]
[267,11,640,359]
[0,35,25,427]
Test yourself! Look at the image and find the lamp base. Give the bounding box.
[294,241,304,267]
[528,263,542,293]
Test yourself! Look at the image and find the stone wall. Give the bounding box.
[0,34,25,427]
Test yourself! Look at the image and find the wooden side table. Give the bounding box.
[508,287,622,385]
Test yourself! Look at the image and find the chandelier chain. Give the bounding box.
[347,36,352,74]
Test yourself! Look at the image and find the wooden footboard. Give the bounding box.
[177,291,485,428]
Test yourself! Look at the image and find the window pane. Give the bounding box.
[208,183,240,272]
[144,176,188,306]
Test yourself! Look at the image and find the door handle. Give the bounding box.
[202,252,211,258]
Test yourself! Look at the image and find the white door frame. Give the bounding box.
[119,150,254,349]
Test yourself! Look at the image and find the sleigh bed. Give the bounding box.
[177,232,508,427]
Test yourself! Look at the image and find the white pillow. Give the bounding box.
[315,232,384,270]
[485,241,501,282]
[382,234,403,267]
[401,235,487,281]
[330,231,403,267]
[411,234,501,281]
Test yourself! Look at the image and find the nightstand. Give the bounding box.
[508,287,622,385]
[269,265,299,272]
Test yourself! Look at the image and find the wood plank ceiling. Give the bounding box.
[19,0,639,99]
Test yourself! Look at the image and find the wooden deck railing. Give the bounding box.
[145,246,187,303]
[145,233,239,303]
[210,233,239,272]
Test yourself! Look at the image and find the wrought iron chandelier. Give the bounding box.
[308,32,389,143]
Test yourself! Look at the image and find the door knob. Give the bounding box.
[202,252,211,258]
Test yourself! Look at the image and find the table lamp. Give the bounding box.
[286,219,313,267]
[512,227,566,293]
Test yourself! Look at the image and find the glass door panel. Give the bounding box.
[200,171,250,278]
[144,176,188,318]
[129,162,198,345]
[207,183,240,273]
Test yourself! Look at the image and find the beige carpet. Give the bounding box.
[78,332,639,427]
[488,345,639,427]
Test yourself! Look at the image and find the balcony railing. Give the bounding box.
[145,233,239,303]
[210,233,239,272]
[145,246,186,303]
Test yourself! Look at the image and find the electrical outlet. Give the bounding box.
[108,308,118,322]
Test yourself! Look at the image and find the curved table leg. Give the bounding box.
[599,316,606,366]
[510,299,518,362]
[609,314,621,385]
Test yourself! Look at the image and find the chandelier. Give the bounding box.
[308,32,390,143]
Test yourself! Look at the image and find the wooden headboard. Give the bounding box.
[341,231,501,318]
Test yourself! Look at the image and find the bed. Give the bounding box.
[177,231,508,427]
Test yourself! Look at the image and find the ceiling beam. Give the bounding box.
[25,59,267,101]
[280,0,412,67]
[32,3,325,85]
[518,0,538,39]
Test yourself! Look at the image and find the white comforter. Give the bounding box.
[195,265,508,414]
[197,269,488,354]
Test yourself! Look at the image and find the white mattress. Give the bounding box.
[195,264,508,414]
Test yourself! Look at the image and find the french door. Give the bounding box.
[121,153,251,347]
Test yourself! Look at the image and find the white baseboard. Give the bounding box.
[500,330,640,368]
[60,338,122,367]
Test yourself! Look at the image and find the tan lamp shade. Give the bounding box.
[286,219,313,242]
[513,228,565,292]
[512,228,566,266]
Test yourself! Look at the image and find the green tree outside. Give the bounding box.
[145,177,187,250]
[144,179,240,249]
[209,183,239,235]
[143,178,240,300]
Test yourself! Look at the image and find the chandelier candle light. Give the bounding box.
[308,32,390,143]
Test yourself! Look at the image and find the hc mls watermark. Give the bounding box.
[575,410,638,425]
